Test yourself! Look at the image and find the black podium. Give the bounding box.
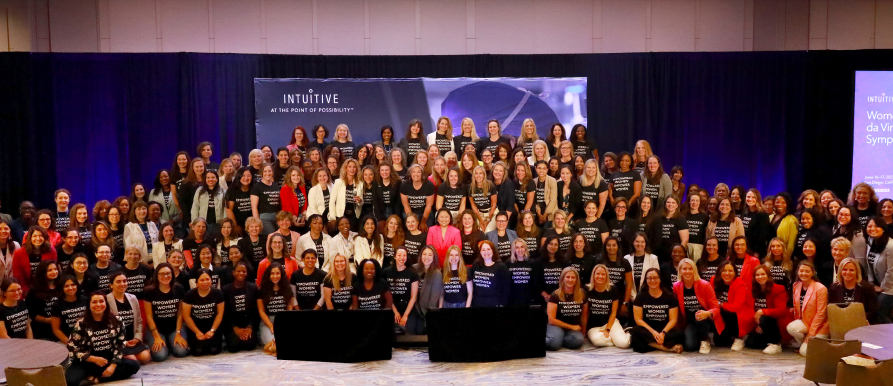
[274,310,394,362]
[426,307,547,362]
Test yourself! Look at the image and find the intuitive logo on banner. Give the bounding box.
[254,77,587,150]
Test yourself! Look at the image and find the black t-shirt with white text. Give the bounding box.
[183,288,225,332]
[633,290,678,331]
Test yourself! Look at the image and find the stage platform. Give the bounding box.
[107,344,812,385]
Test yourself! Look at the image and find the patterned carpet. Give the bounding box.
[104,344,814,385]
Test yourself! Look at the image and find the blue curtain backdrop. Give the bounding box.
[0,50,886,211]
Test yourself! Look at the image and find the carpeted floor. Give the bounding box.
[104,344,813,385]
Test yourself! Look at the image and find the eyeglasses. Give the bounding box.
[158,272,172,277]
[646,276,661,281]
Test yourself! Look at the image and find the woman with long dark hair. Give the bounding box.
[741,188,771,258]
[469,240,511,307]
[225,167,255,233]
[865,216,893,323]
[257,263,296,351]
[106,272,151,364]
[142,263,188,361]
[12,225,57,294]
[148,169,180,223]
[771,192,800,261]
[50,276,87,344]
[65,291,140,385]
[25,260,61,340]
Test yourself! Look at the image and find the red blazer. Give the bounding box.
[280,184,308,217]
[12,247,58,294]
[793,280,830,338]
[718,279,793,341]
[673,279,724,334]
[22,230,61,249]
[426,225,461,267]
[734,254,761,291]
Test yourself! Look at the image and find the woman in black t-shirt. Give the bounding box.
[398,119,429,160]
[332,124,357,160]
[251,164,283,235]
[649,196,689,265]
[630,268,684,353]
[257,263,295,351]
[400,164,435,230]
[468,166,498,232]
[0,278,31,339]
[226,168,255,232]
[107,272,151,364]
[142,263,188,361]
[610,152,641,213]
[353,259,393,312]
[584,264,631,348]
[437,168,467,220]
[50,276,87,344]
[222,261,257,353]
[383,247,418,331]
[26,260,61,340]
[181,269,225,356]
[545,267,587,351]
[290,250,326,310]
[323,254,354,310]
[570,124,598,161]
[539,235,569,297]
[459,210,486,266]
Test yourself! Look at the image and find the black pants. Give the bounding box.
[714,309,740,347]
[225,327,258,353]
[65,358,140,386]
[188,329,223,356]
[683,318,714,351]
[630,325,684,353]
[745,316,782,349]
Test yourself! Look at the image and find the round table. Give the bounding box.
[845,324,893,360]
[0,338,69,370]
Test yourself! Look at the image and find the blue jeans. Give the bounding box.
[683,318,714,351]
[144,329,189,362]
[545,324,585,351]
[260,315,276,345]
[878,293,893,324]
[442,301,467,309]
[259,212,277,235]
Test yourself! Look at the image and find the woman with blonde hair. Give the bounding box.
[468,166,498,232]
[545,267,587,350]
[516,118,539,157]
[579,159,609,219]
[829,256,878,323]
[331,123,356,159]
[329,158,364,230]
[441,245,472,308]
[505,237,543,306]
[427,116,454,156]
[528,140,551,166]
[673,258,722,354]
[585,264,631,348]
[763,237,793,290]
[323,254,354,310]
[390,148,408,178]
[632,140,653,174]
[452,118,479,157]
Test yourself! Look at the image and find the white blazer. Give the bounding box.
[106,292,144,341]
[306,183,334,218]
[623,253,660,300]
[324,231,357,274]
[147,189,180,222]
[426,132,455,154]
[124,222,159,264]
[151,239,183,268]
[0,241,19,279]
[296,232,331,269]
[354,235,384,267]
[329,179,365,221]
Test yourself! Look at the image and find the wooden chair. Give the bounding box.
[802,338,862,385]
[828,303,870,339]
[4,365,66,386]
[836,359,893,386]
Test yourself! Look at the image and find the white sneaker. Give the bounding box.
[699,341,711,354]
[798,343,808,357]
[763,344,782,355]
[731,338,745,352]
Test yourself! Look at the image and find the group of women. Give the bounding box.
[1,117,892,385]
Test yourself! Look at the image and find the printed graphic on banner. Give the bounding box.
[254,78,587,148]
[854,71,893,199]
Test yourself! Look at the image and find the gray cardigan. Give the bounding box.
[641,173,673,207]
[414,267,443,317]
[869,238,893,295]
[106,292,144,342]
